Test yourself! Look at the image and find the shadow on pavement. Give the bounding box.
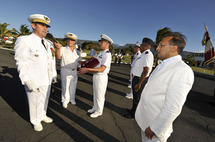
[0,66,120,141]
[0,66,29,122]
[186,90,215,119]
[49,89,120,142]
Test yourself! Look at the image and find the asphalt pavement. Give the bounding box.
[0,47,215,142]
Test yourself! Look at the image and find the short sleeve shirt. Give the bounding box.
[60,46,81,69]
[95,49,112,74]
[132,49,154,77]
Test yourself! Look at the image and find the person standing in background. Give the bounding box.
[125,44,141,99]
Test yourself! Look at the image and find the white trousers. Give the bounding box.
[128,69,133,96]
[25,85,51,125]
[141,130,168,142]
[92,73,108,114]
[61,68,78,103]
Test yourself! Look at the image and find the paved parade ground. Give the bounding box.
[0,48,215,142]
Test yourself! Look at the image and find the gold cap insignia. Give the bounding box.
[44,16,50,22]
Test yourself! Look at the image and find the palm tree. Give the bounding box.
[12,24,31,38]
[0,22,11,43]
[155,27,172,45]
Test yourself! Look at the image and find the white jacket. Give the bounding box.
[135,55,194,140]
[14,33,57,87]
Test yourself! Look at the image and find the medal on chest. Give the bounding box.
[50,47,55,58]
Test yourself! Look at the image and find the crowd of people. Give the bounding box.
[14,14,194,142]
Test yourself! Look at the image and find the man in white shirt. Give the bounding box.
[14,14,57,131]
[135,32,194,142]
[55,33,81,108]
[78,34,113,118]
[124,38,154,119]
[118,53,123,65]
[125,44,141,99]
[89,49,97,57]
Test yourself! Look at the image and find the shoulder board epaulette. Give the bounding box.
[137,53,139,55]
[145,51,149,54]
[106,51,110,53]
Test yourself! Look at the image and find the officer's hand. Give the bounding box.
[24,80,39,92]
[52,77,58,84]
[134,83,141,92]
[78,67,88,74]
[145,127,155,139]
[54,41,62,49]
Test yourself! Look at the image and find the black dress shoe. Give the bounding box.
[124,113,134,119]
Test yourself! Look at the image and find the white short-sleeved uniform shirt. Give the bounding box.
[60,46,81,69]
[131,51,141,67]
[132,49,154,77]
[95,49,112,74]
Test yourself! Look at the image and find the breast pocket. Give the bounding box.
[29,49,43,62]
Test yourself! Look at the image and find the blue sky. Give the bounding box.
[1,0,215,52]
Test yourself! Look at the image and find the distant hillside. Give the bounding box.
[76,39,120,48]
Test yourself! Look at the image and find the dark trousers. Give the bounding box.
[114,58,118,64]
[130,76,148,115]
[118,59,122,65]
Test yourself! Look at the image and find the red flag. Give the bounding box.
[202,25,215,66]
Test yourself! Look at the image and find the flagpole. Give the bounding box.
[204,23,208,32]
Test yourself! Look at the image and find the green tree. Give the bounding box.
[114,48,120,54]
[128,44,134,54]
[0,22,11,40]
[121,48,127,55]
[82,41,100,50]
[184,53,198,67]
[12,24,31,37]
[155,27,172,45]
[109,44,113,52]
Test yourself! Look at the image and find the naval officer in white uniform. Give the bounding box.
[125,44,141,99]
[55,33,81,108]
[78,34,113,118]
[124,38,154,119]
[14,14,57,131]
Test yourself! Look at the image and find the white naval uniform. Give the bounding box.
[132,49,154,78]
[14,33,57,125]
[59,46,81,104]
[128,51,141,94]
[92,49,111,114]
